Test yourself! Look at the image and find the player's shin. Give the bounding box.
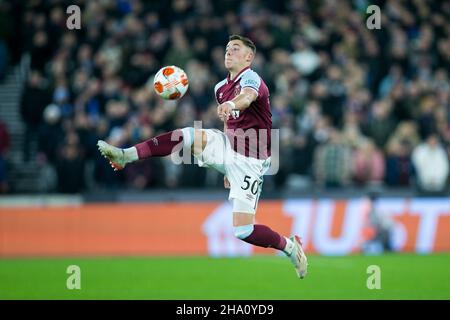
[237,224,290,252]
[134,129,190,159]
[233,200,293,254]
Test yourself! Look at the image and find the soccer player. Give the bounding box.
[97,35,308,279]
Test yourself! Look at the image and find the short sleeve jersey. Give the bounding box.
[214,66,272,159]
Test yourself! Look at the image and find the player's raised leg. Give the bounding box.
[97,128,207,170]
[232,204,308,279]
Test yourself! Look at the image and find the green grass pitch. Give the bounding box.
[1,254,449,299]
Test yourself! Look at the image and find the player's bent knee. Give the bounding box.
[180,127,194,149]
[233,224,254,239]
[190,129,207,155]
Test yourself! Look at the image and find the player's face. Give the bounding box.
[225,40,252,71]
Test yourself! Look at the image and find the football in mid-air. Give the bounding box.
[153,65,189,100]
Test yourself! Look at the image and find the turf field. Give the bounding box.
[1,254,449,299]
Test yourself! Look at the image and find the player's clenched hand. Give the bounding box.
[224,176,230,189]
[217,102,235,121]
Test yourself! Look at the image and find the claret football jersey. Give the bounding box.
[214,66,272,159]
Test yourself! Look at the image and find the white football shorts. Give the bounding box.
[194,129,271,212]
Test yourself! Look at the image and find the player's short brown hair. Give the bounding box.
[229,35,256,54]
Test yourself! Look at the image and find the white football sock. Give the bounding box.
[283,237,295,256]
[123,146,139,163]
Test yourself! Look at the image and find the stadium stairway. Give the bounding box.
[0,54,42,193]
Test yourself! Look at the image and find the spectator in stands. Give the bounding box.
[341,111,367,149]
[37,104,64,164]
[385,121,421,155]
[435,105,450,151]
[361,99,397,149]
[297,100,321,136]
[385,139,414,187]
[314,66,347,128]
[55,131,85,193]
[0,39,8,81]
[352,139,385,186]
[378,65,405,98]
[290,35,320,77]
[314,129,352,188]
[0,119,10,193]
[20,70,51,162]
[412,133,449,194]
[416,95,439,140]
[30,29,53,73]
[292,101,319,177]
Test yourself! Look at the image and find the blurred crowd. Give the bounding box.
[1,0,449,194]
